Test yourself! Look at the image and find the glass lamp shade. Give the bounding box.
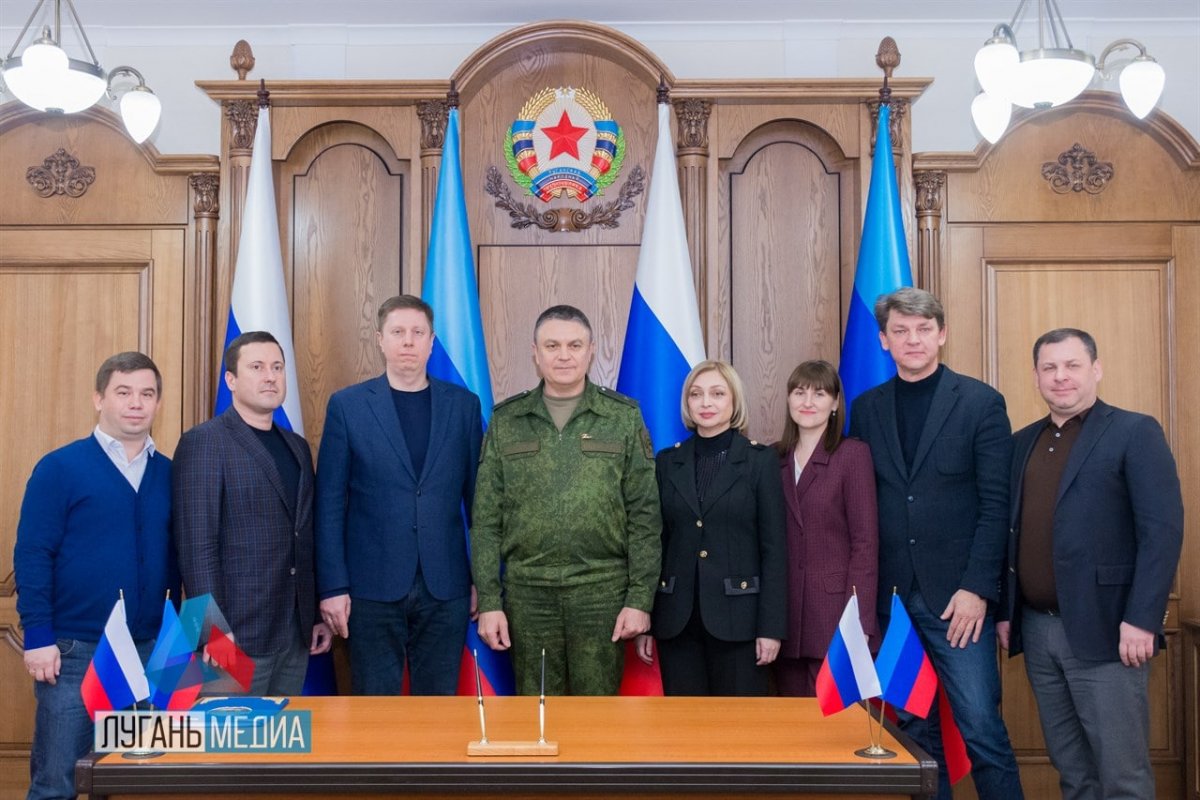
[3,49,105,113]
[1118,57,1165,119]
[971,92,1012,143]
[1008,49,1096,108]
[974,39,1019,100]
[119,85,162,143]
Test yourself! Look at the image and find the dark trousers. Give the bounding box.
[774,656,822,697]
[657,604,767,696]
[348,568,469,695]
[1021,607,1153,800]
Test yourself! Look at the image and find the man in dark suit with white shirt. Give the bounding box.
[174,331,332,695]
[999,328,1183,800]
[849,287,1022,800]
[316,295,482,695]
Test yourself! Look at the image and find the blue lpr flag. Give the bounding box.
[875,593,938,718]
[837,103,913,431]
[421,107,513,696]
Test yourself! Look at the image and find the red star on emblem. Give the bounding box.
[540,110,588,160]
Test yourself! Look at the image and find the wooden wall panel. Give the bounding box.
[917,95,1199,798]
[281,123,408,455]
[479,245,638,401]
[719,121,851,443]
[989,262,1168,428]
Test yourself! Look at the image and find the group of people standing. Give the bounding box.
[16,286,1183,800]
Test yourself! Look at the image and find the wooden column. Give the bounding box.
[913,169,945,300]
[189,172,219,425]
[417,98,450,272]
[217,99,256,363]
[673,98,712,322]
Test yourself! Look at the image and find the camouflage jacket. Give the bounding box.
[471,380,662,614]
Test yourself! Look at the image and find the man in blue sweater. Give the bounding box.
[15,351,177,800]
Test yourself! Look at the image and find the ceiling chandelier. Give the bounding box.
[1,0,162,143]
[971,0,1165,143]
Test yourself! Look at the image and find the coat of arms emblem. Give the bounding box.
[505,87,626,203]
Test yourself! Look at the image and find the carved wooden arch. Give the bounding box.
[923,90,1200,171]
[723,117,853,176]
[0,103,218,176]
[451,20,676,100]
[274,109,418,167]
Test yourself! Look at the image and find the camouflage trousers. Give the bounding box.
[504,581,626,695]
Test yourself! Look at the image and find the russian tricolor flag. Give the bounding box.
[815,595,881,716]
[616,99,706,454]
[615,96,706,695]
[81,597,149,721]
[876,593,938,718]
[214,100,304,434]
[837,102,913,432]
[421,106,513,697]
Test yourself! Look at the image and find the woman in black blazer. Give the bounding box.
[635,360,787,695]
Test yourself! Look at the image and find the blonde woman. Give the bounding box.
[635,360,787,695]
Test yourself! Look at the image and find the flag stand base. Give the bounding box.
[854,743,896,759]
[468,740,559,757]
[121,749,164,760]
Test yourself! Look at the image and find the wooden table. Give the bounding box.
[77,696,936,799]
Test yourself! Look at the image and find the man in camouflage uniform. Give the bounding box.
[472,304,661,695]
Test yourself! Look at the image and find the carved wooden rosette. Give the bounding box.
[1041,143,1114,195]
[913,169,946,300]
[417,99,450,265]
[26,149,96,198]
[673,98,712,309]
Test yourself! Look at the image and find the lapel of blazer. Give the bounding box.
[221,407,296,520]
[796,443,829,499]
[874,380,908,480]
[1010,419,1044,528]
[667,437,702,519]
[701,433,749,509]
[421,377,450,481]
[780,452,803,528]
[1055,399,1112,506]
[366,374,417,481]
[909,368,960,477]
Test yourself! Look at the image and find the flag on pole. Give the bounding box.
[614,98,706,695]
[838,103,913,431]
[81,596,149,720]
[144,597,202,710]
[214,101,304,434]
[616,100,706,454]
[815,595,882,716]
[875,593,937,717]
[420,106,513,696]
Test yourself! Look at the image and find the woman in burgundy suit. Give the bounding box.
[774,360,879,696]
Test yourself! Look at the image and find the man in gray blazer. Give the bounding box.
[316,295,482,695]
[999,328,1183,799]
[174,331,332,695]
[849,288,1022,800]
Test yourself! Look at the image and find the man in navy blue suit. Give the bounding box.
[850,288,1022,800]
[999,328,1183,800]
[316,295,482,695]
